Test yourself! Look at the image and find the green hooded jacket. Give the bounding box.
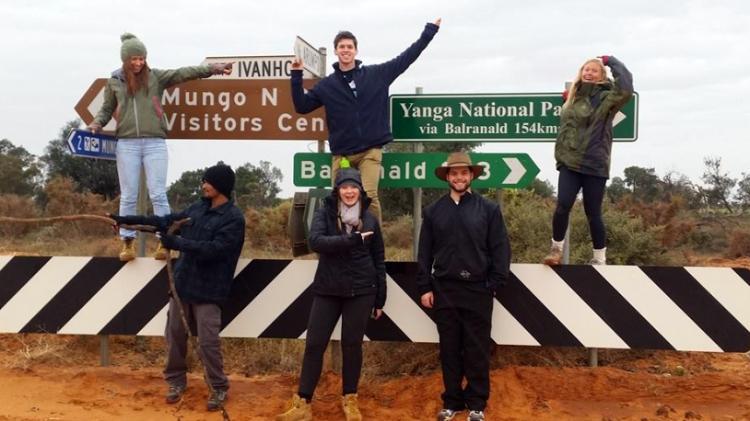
[93,65,213,139]
[554,56,633,178]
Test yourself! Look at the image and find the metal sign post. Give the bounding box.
[412,87,424,261]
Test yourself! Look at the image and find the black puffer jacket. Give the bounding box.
[308,192,386,309]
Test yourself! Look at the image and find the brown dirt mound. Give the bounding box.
[2,355,750,420]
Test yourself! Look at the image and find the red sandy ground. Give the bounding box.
[2,353,750,421]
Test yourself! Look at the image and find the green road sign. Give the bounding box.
[293,152,539,189]
[390,92,639,142]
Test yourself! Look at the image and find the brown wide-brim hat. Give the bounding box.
[435,151,485,181]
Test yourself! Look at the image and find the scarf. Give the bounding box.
[338,200,361,233]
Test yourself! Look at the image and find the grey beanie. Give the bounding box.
[120,33,147,62]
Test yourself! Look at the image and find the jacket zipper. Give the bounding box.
[133,99,141,137]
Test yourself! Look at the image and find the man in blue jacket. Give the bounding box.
[290,18,441,221]
[111,163,245,412]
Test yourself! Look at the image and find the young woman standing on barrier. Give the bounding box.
[544,55,633,265]
[277,162,386,421]
[89,33,232,261]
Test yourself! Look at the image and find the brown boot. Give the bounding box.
[342,393,362,421]
[153,242,168,260]
[276,394,312,421]
[119,238,136,262]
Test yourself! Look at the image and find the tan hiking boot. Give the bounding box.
[276,394,312,421]
[543,244,563,265]
[119,238,136,262]
[153,242,168,260]
[342,393,362,421]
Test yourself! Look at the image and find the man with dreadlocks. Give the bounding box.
[90,33,232,262]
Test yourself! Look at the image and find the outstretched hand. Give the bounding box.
[106,213,126,226]
[434,17,442,26]
[292,57,304,71]
[211,62,234,75]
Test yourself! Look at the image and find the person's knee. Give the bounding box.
[303,340,328,357]
[555,201,574,215]
[340,337,363,351]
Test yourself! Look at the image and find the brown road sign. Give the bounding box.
[74,78,327,140]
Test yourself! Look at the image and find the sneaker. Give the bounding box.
[437,408,459,421]
[119,238,136,262]
[342,393,362,421]
[543,244,563,265]
[165,384,185,404]
[588,257,607,265]
[207,389,228,412]
[276,394,312,421]
[153,242,168,260]
[467,410,485,421]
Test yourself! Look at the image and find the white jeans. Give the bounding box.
[116,138,170,239]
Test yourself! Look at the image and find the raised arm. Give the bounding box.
[290,58,324,114]
[601,55,633,110]
[154,62,232,88]
[377,18,441,85]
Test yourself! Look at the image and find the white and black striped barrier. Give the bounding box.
[1,256,749,353]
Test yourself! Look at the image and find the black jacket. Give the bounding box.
[308,194,386,308]
[119,199,245,304]
[291,23,439,156]
[416,192,511,296]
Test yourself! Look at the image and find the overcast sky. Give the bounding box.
[1,0,748,198]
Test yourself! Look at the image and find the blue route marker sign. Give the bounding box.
[66,129,117,160]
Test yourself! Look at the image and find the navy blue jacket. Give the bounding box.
[291,23,439,156]
[308,194,386,308]
[119,199,245,304]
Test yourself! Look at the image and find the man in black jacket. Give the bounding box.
[290,18,441,221]
[111,163,245,412]
[417,152,511,421]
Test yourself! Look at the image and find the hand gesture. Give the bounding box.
[420,291,434,308]
[292,57,304,71]
[211,62,233,75]
[88,122,102,134]
[434,17,442,26]
[107,213,126,226]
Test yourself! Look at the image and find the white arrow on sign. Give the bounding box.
[613,111,626,127]
[502,157,526,184]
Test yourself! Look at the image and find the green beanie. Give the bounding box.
[120,33,147,62]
